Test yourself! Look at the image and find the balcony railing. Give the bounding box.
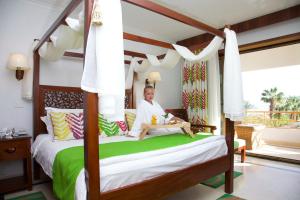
[243,110,300,127]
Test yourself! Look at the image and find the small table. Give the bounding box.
[0,136,32,198]
[139,122,194,140]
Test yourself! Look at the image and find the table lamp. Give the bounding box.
[146,71,161,88]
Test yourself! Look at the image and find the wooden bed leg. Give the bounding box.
[241,146,246,163]
[225,118,234,194]
[33,160,41,180]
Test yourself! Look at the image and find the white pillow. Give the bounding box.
[40,116,54,136]
[45,107,83,114]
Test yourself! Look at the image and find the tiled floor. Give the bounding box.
[248,144,300,161]
[5,156,300,200]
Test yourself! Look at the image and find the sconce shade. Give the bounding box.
[147,72,161,83]
[7,53,29,70]
[7,53,29,80]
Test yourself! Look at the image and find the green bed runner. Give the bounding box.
[53,133,212,200]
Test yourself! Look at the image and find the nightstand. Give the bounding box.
[0,136,32,197]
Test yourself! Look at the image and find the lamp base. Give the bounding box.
[16,69,24,81]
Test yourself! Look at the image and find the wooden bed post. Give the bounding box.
[83,0,101,199]
[33,50,40,140]
[225,118,234,193]
[33,50,41,180]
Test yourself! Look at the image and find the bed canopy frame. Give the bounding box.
[33,0,234,199]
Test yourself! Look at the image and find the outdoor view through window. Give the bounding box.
[238,43,300,162]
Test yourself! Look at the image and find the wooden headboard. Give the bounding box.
[34,85,135,138]
[35,85,84,137]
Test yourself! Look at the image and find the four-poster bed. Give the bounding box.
[32,0,235,199]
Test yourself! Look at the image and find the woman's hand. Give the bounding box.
[168,117,185,124]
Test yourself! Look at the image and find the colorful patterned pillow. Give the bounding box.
[50,112,73,140]
[66,113,84,139]
[125,111,136,131]
[49,110,85,141]
[98,115,128,137]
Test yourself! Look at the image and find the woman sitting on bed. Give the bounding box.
[128,85,184,137]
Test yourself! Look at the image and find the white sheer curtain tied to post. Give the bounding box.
[81,0,125,121]
[223,28,244,121]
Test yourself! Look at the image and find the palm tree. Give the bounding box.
[283,96,300,120]
[244,101,254,110]
[261,87,284,119]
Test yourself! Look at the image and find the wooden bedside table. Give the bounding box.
[0,136,32,197]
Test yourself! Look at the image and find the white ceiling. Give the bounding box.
[122,0,300,41]
[27,0,300,48]
[28,0,300,42]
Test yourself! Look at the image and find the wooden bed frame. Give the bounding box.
[32,0,234,199]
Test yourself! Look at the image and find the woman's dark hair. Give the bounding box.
[144,85,154,93]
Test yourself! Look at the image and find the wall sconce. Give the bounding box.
[7,53,29,81]
[146,71,161,88]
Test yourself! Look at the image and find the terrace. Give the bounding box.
[235,110,300,164]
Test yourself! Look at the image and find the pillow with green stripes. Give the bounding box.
[98,114,128,137]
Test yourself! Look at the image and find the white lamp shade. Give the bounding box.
[148,71,161,83]
[7,53,29,70]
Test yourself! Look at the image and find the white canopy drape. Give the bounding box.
[223,28,244,121]
[173,36,223,62]
[39,13,84,61]
[146,49,181,69]
[81,0,125,121]
[125,49,181,89]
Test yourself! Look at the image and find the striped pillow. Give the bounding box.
[125,111,136,131]
[50,112,73,140]
[98,115,128,137]
[66,113,84,139]
[98,115,120,137]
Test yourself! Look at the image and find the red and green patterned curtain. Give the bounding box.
[182,61,208,125]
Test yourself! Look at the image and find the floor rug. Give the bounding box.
[7,191,47,200]
[201,171,242,188]
[216,193,246,200]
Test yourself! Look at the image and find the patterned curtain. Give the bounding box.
[182,60,208,125]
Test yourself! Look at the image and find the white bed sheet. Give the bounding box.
[32,134,227,200]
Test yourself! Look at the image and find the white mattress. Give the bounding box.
[32,133,227,200]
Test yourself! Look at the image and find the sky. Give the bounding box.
[242,65,300,110]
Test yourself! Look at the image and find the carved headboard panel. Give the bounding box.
[35,85,134,138]
[36,85,84,136]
